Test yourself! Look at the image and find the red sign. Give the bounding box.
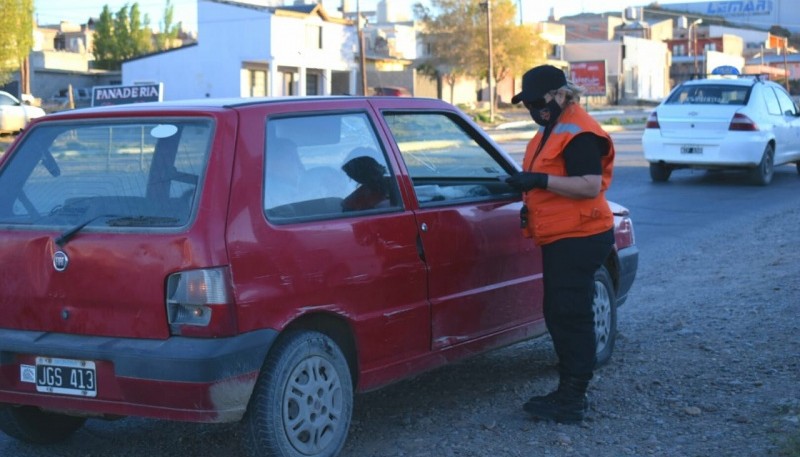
[569,61,607,96]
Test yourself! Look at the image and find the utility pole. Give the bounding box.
[783,41,790,92]
[357,0,368,95]
[481,1,495,122]
[690,19,702,78]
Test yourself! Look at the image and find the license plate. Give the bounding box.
[35,357,97,397]
[681,145,703,154]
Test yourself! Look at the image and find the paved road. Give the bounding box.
[499,127,799,254]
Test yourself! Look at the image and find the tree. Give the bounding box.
[0,0,34,86]
[155,0,182,51]
[92,2,154,70]
[93,6,117,70]
[418,0,548,106]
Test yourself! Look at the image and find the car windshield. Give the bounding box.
[0,119,213,229]
[665,84,750,105]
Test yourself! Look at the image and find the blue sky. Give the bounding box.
[34,0,706,33]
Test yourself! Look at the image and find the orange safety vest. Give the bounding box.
[521,103,615,245]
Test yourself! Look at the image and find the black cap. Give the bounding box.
[511,65,567,104]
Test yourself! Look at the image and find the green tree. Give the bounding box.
[92,2,154,70]
[0,0,34,86]
[93,6,117,70]
[419,0,548,106]
[155,0,181,51]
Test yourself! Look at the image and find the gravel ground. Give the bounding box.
[338,205,800,457]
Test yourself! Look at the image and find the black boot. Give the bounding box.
[523,376,589,424]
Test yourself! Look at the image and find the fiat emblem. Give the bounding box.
[53,250,69,271]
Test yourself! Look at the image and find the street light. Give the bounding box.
[689,18,703,78]
[480,1,495,122]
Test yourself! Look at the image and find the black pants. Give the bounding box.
[541,229,614,381]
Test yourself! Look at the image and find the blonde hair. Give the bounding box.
[559,81,584,106]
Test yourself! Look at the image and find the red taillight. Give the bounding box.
[645,112,660,129]
[166,267,237,337]
[729,113,759,131]
[615,215,635,249]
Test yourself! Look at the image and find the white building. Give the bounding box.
[123,1,358,100]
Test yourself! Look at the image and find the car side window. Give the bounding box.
[263,112,400,222]
[382,112,514,206]
[0,93,16,106]
[772,87,798,116]
[763,87,783,115]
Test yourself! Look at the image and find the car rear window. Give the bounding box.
[666,84,750,105]
[0,119,213,229]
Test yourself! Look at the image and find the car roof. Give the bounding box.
[42,95,447,118]
[679,77,762,87]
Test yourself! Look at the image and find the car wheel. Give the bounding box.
[750,144,774,186]
[649,162,672,183]
[593,266,617,368]
[0,405,86,444]
[795,162,799,175]
[243,330,353,457]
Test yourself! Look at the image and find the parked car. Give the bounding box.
[0,91,46,135]
[372,86,412,96]
[48,87,92,108]
[0,96,638,457]
[642,76,800,185]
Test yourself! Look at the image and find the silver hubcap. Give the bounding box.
[283,355,343,455]
[593,280,612,355]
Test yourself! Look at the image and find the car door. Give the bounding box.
[226,99,432,383]
[377,104,543,350]
[770,86,800,163]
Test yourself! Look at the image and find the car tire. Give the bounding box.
[593,266,617,369]
[649,162,672,183]
[750,144,774,186]
[0,405,86,444]
[242,330,353,457]
[795,162,799,175]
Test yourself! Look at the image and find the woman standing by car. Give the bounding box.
[505,65,616,424]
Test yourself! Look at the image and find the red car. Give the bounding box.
[372,86,412,96]
[0,97,637,457]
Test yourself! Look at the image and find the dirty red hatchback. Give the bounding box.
[0,97,637,456]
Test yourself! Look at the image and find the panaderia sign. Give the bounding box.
[92,83,163,106]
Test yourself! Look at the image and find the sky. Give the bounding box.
[33,0,708,33]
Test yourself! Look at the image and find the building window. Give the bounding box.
[704,42,716,52]
[672,44,686,56]
[251,69,267,97]
[306,73,319,96]
[244,66,268,97]
[305,25,322,49]
[283,71,295,96]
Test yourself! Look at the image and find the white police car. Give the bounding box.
[642,70,800,185]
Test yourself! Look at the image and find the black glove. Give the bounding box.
[505,172,548,192]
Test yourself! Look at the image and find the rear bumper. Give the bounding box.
[0,329,277,423]
[642,130,769,167]
[615,245,639,307]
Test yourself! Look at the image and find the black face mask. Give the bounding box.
[528,99,562,127]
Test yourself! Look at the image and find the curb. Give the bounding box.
[488,123,644,142]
